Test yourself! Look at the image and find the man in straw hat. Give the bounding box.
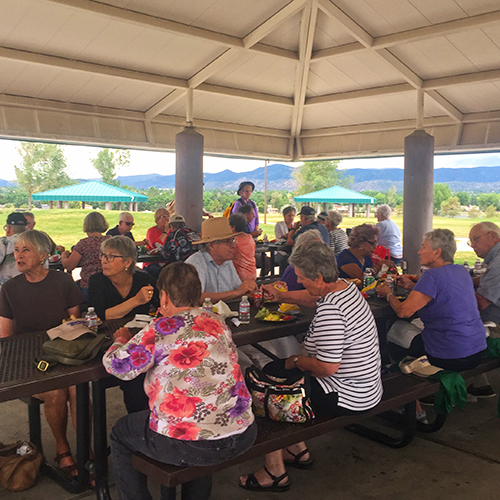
[186,217,257,303]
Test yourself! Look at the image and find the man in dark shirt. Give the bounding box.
[287,206,330,246]
[107,212,147,246]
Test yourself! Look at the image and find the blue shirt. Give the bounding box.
[414,264,486,359]
[336,249,373,279]
[185,251,242,293]
[106,225,134,241]
[477,241,500,322]
[292,221,330,245]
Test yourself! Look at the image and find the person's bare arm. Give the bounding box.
[285,355,339,378]
[476,291,492,311]
[61,250,82,273]
[105,285,154,320]
[67,305,80,319]
[261,285,319,308]
[340,263,364,281]
[377,284,431,318]
[0,317,13,337]
[201,280,257,303]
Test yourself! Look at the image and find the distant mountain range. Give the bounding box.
[3,164,500,193]
[116,164,500,193]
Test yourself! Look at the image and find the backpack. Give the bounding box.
[223,200,236,218]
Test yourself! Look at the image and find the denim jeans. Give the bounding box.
[110,410,257,500]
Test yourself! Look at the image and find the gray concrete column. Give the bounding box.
[134,202,138,212]
[105,202,112,210]
[175,125,204,232]
[365,204,370,217]
[128,202,133,211]
[349,203,354,217]
[56,201,62,209]
[403,129,434,273]
[64,201,69,209]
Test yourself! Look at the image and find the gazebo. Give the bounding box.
[32,181,148,211]
[294,186,377,217]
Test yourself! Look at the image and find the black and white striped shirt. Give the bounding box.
[304,282,383,411]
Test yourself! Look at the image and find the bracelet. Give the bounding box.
[386,293,394,302]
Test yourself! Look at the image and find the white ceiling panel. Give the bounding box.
[0,0,499,159]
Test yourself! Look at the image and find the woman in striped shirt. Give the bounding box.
[239,240,382,493]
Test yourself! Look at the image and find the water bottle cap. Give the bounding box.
[88,307,94,313]
[242,295,248,300]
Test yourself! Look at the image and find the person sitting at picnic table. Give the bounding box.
[274,206,295,273]
[0,213,28,289]
[88,235,158,414]
[231,181,262,238]
[103,262,257,500]
[336,224,393,281]
[375,204,402,265]
[324,210,348,256]
[88,236,158,321]
[107,212,147,247]
[376,229,486,372]
[238,205,254,234]
[229,213,256,281]
[0,230,83,479]
[161,213,199,265]
[287,206,329,247]
[143,208,170,278]
[185,217,257,303]
[61,211,109,302]
[317,211,328,225]
[240,240,382,492]
[22,211,36,230]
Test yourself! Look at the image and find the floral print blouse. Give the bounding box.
[102,309,254,440]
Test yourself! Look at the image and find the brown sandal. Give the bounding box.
[54,451,78,478]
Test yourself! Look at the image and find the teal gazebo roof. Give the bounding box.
[32,180,148,203]
[294,186,376,204]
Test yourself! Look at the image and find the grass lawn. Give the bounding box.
[4,208,496,266]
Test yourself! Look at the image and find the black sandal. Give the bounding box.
[54,451,78,479]
[239,466,290,492]
[283,448,314,469]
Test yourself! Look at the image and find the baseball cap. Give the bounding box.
[299,206,316,216]
[6,213,27,226]
[169,214,185,224]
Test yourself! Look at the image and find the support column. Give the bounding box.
[128,202,133,211]
[118,202,122,211]
[175,125,204,232]
[365,204,370,217]
[134,202,138,212]
[105,202,112,210]
[56,201,62,209]
[349,203,354,217]
[64,201,69,209]
[49,201,53,209]
[403,129,434,273]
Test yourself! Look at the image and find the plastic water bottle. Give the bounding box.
[202,298,213,313]
[474,259,482,273]
[85,307,98,333]
[239,295,250,324]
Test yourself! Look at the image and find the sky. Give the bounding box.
[1,137,500,181]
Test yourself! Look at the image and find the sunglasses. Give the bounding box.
[363,238,377,247]
[123,221,134,227]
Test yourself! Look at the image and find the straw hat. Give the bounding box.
[193,217,241,244]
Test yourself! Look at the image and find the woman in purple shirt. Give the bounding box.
[377,228,486,371]
[231,181,262,238]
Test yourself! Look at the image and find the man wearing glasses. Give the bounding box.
[467,222,500,398]
[107,212,147,246]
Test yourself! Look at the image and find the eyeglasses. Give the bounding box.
[3,225,7,231]
[468,232,489,247]
[216,238,237,245]
[99,252,126,262]
[363,238,377,247]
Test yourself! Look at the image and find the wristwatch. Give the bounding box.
[293,356,299,368]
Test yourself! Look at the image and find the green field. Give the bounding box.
[4,208,495,265]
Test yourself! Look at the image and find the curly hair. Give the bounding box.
[348,224,380,248]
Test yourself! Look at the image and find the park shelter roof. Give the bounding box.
[0,1,500,161]
[294,186,376,204]
[32,181,148,203]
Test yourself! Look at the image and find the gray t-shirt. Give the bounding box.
[477,242,500,322]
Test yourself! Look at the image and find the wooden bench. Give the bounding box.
[131,358,500,493]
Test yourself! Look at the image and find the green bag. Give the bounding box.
[37,333,111,371]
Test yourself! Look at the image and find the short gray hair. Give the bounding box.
[197,242,210,253]
[423,228,456,263]
[327,210,342,227]
[376,204,392,220]
[102,235,137,274]
[289,240,338,283]
[474,221,500,238]
[16,230,53,257]
[119,212,133,222]
[302,213,316,222]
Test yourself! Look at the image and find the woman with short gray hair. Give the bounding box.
[377,228,486,372]
[88,236,158,322]
[240,241,382,492]
[376,204,402,264]
[325,210,348,255]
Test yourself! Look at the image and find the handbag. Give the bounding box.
[244,343,315,423]
[0,441,43,492]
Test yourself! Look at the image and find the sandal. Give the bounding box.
[239,466,290,492]
[283,448,314,470]
[54,451,78,479]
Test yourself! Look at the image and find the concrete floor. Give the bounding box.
[1,373,500,500]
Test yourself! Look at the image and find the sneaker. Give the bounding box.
[416,410,428,425]
[467,385,496,398]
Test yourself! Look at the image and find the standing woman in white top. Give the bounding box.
[376,204,403,264]
[240,240,382,493]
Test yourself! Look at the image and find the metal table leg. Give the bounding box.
[92,378,111,500]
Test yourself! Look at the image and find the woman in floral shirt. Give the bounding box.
[103,262,256,500]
